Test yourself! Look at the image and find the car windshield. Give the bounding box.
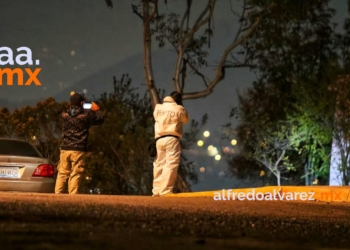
[0,140,42,157]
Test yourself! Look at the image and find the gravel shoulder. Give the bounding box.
[0,192,350,249]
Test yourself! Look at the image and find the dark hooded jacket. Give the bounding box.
[60,106,104,151]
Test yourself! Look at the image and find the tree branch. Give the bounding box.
[182,3,275,100]
[173,0,216,92]
[183,0,216,51]
[179,0,192,35]
[142,0,161,108]
[185,57,210,87]
[131,4,143,19]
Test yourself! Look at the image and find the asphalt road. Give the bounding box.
[0,192,350,250]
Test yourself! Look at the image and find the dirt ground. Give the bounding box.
[0,192,350,250]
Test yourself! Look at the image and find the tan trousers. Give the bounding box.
[55,150,86,194]
[153,137,181,196]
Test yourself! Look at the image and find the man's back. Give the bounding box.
[153,96,189,138]
[152,92,189,196]
[60,106,104,151]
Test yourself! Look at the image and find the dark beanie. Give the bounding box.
[70,93,84,106]
[170,91,182,105]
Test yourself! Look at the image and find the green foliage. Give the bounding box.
[34,98,69,163]
[224,0,339,186]
[83,74,155,194]
[288,77,335,184]
[179,114,208,190]
[246,0,336,82]
[0,98,68,165]
[0,107,14,137]
[150,3,212,67]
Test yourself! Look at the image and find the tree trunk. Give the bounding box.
[304,161,309,186]
[276,171,281,186]
[142,0,161,109]
[304,156,314,186]
[340,149,347,185]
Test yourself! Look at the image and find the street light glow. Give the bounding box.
[231,139,237,146]
[197,140,204,146]
[208,146,218,156]
[215,155,221,161]
[203,131,210,137]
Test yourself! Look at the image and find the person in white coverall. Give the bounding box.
[152,91,189,196]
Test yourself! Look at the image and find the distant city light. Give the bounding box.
[219,171,225,177]
[199,167,205,173]
[83,89,87,94]
[231,139,237,146]
[71,50,75,56]
[70,91,75,96]
[223,147,229,153]
[207,146,218,156]
[197,140,204,146]
[203,131,210,137]
[215,155,221,161]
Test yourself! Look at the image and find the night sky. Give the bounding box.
[0,0,348,191]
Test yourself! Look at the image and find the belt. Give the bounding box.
[156,135,180,141]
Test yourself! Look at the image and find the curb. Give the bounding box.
[165,186,350,202]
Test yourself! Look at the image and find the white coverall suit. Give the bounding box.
[152,96,189,196]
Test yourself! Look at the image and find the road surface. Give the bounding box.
[0,192,349,250]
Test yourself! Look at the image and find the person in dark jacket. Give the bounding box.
[55,93,104,194]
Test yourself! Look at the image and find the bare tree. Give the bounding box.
[105,0,274,108]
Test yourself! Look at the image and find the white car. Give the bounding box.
[0,138,55,193]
